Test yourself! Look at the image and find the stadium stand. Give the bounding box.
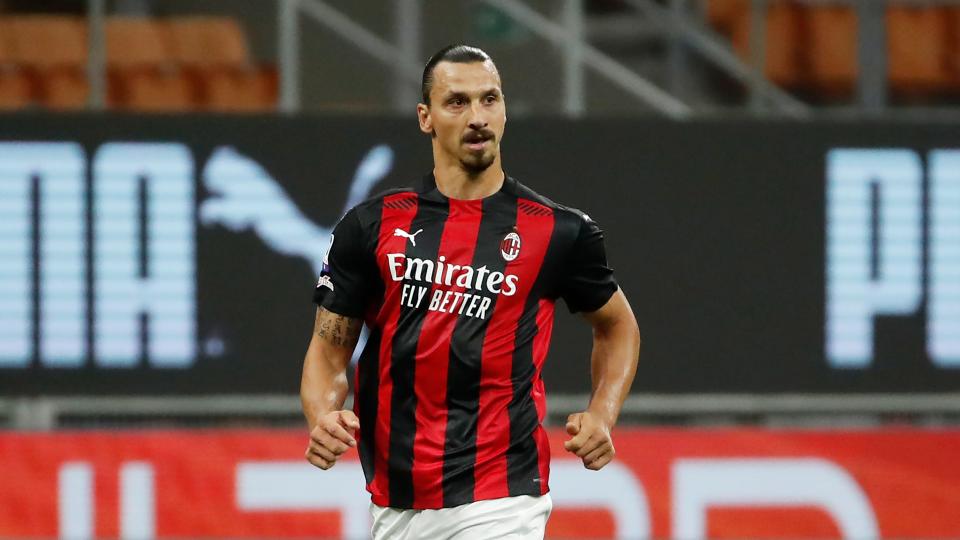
[0,14,275,112]
[716,1,960,102]
[1,3,959,111]
[6,15,88,109]
[164,17,275,112]
[105,17,194,111]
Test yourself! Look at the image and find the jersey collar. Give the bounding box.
[419,171,518,202]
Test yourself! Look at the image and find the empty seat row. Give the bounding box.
[0,15,276,111]
[710,1,960,98]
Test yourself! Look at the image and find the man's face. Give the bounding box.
[418,60,506,174]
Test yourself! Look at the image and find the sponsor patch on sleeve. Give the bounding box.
[316,275,334,291]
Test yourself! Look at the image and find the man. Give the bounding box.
[301,44,640,540]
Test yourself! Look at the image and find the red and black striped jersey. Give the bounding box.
[312,173,618,509]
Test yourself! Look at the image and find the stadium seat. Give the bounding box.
[0,19,34,109]
[804,5,858,96]
[202,68,275,112]
[707,0,749,34]
[106,17,171,69]
[165,16,274,111]
[164,17,250,69]
[0,69,32,110]
[945,7,960,91]
[115,70,194,112]
[6,16,88,109]
[731,2,803,88]
[105,17,198,110]
[42,71,88,110]
[887,6,951,96]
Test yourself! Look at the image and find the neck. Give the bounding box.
[432,150,505,201]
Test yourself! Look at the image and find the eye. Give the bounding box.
[449,97,465,106]
[484,94,497,104]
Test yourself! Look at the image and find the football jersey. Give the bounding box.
[313,173,618,509]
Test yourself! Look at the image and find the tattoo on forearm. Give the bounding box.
[315,308,362,347]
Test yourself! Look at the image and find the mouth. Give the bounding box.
[463,133,493,152]
[464,140,488,152]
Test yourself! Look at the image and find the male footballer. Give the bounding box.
[301,44,640,540]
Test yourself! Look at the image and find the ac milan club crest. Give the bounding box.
[500,231,521,262]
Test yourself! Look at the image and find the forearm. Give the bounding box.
[300,340,350,428]
[300,308,361,428]
[586,318,640,428]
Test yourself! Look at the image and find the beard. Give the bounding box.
[460,148,496,175]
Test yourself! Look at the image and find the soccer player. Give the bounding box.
[301,44,640,540]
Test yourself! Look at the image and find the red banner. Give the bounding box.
[1,429,958,539]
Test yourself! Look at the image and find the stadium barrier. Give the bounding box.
[1,428,958,539]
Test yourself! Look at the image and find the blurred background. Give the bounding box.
[1,0,959,539]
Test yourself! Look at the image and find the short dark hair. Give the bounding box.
[421,44,496,105]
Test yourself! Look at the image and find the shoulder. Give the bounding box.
[348,186,418,227]
[509,176,595,234]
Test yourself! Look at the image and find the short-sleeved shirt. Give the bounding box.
[313,173,618,510]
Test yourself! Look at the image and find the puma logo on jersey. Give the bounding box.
[394,228,423,246]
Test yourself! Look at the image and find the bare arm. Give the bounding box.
[300,306,363,469]
[563,288,641,470]
[301,306,362,426]
[582,288,640,427]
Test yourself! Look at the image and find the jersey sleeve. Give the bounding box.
[312,208,377,318]
[556,214,618,313]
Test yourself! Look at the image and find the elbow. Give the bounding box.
[594,314,641,354]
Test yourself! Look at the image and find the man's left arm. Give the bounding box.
[563,287,640,470]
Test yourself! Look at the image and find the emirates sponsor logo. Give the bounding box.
[386,253,519,296]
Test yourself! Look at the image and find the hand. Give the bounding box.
[563,411,615,471]
[305,410,360,470]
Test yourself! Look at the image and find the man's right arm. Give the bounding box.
[301,306,363,470]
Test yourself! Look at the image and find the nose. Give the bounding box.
[467,101,487,131]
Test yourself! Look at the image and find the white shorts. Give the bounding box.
[370,494,552,540]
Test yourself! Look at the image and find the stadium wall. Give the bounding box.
[0,115,958,395]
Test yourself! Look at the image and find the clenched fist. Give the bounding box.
[563,411,615,471]
[305,410,360,470]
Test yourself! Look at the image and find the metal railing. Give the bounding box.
[4,393,960,430]
[275,0,693,118]
[630,0,810,116]
[268,0,960,117]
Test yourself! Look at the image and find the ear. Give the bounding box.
[416,103,433,135]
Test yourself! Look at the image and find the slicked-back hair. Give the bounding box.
[421,44,496,105]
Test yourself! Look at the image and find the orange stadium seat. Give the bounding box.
[707,0,749,34]
[106,17,171,69]
[731,1,803,88]
[6,16,88,109]
[887,6,951,96]
[164,17,274,111]
[202,68,275,112]
[118,70,194,111]
[105,17,197,110]
[804,5,858,96]
[0,19,34,109]
[164,17,250,69]
[0,68,32,110]
[945,7,960,91]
